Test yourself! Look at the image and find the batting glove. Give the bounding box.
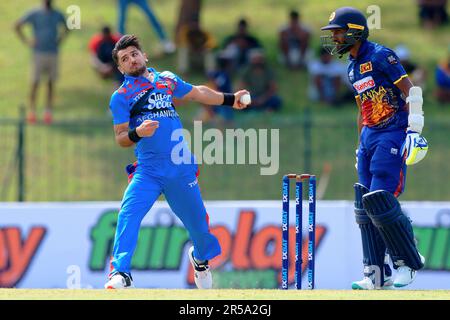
[401,131,429,165]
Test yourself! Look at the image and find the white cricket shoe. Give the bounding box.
[352,277,375,290]
[188,246,212,289]
[351,276,394,290]
[381,277,394,290]
[104,272,134,289]
[393,254,426,288]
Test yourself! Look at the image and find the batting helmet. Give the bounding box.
[320,7,369,57]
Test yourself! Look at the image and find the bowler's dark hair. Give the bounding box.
[112,34,142,65]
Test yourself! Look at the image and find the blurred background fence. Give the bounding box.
[1,109,449,202]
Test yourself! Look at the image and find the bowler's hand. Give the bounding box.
[136,120,159,137]
[233,90,251,110]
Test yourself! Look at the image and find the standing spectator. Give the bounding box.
[418,0,448,29]
[88,26,124,86]
[222,18,262,71]
[117,0,175,54]
[176,16,216,75]
[14,0,69,124]
[308,48,350,106]
[435,45,450,103]
[278,10,312,69]
[239,49,282,112]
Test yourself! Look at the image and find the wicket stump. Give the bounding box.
[282,173,316,290]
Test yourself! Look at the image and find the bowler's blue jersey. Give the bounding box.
[109,68,193,162]
[348,41,409,130]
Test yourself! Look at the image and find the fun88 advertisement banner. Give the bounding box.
[0,201,449,289]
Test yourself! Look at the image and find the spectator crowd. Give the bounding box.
[14,1,450,125]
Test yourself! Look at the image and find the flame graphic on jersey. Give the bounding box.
[361,86,395,127]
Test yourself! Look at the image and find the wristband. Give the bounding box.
[222,93,235,106]
[128,128,142,143]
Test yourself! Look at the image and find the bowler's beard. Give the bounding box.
[127,64,147,77]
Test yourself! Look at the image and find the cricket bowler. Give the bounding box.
[105,35,250,289]
[321,7,429,290]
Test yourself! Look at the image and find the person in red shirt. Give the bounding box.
[88,26,123,85]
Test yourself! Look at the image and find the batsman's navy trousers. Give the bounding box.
[357,127,407,196]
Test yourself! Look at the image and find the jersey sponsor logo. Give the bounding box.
[359,61,372,74]
[147,93,173,110]
[353,76,375,94]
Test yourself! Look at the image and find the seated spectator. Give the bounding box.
[278,10,312,69]
[435,46,450,103]
[394,44,427,90]
[418,0,448,29]
[222,18,262,71]
[88,26,123,85]
[197,52,235,124]
[176,16,216,75]
[307,47,351,106]
[238,49,282,112]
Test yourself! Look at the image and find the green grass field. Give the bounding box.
[1,0,449,201]
[0,289,449,300]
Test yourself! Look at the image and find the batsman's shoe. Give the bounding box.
[393,254,426,288]
[381,277,394,290]
[104,271,134,289]
[351,276,394,290]
[352,277,375,290]
[188,246,212,289]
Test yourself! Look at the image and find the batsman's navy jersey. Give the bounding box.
[348,40,408,130]
[109,68,193,162]
[351,41,410,196]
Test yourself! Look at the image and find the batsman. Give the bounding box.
[321,7,429,289]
